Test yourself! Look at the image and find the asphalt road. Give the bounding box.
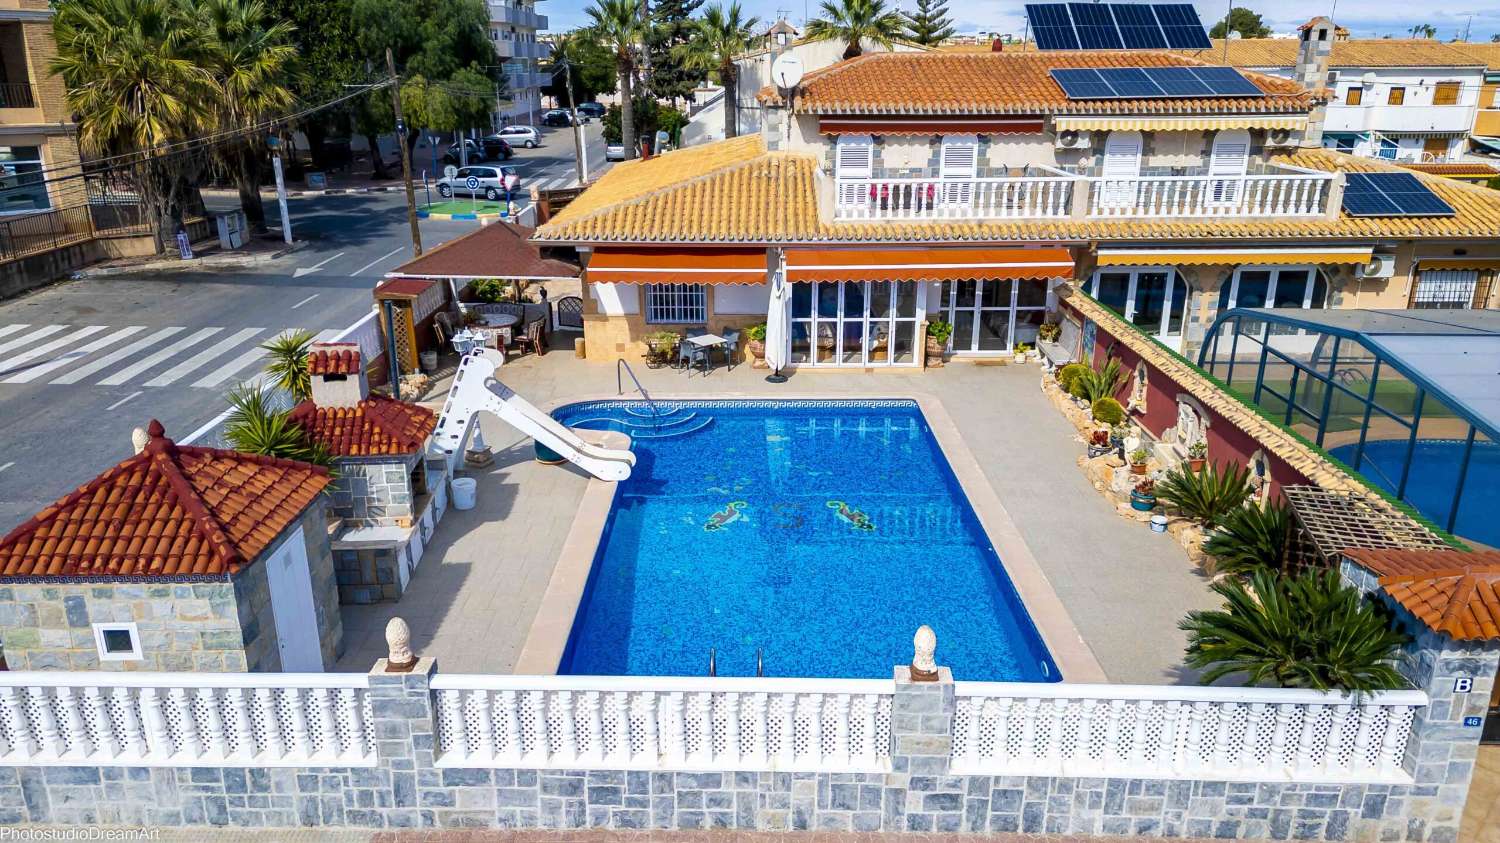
[0,123,608,534]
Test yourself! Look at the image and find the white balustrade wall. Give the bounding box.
[834,177,1077,221]
[1084,173,1334,219]
[0,673,376,767]
[950,683,1425,783]
[430,676,894,772]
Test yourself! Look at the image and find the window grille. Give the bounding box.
[1412,269,1477,309]
[645,284,707,323]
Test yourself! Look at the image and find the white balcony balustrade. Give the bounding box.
[1085,172,1335,219]
[949,682,1424,783]
[430,675,894,772]
[834,176,1077,221]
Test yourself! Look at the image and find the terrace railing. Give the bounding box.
[430,675,894,772]
[1083,171,1335,219]
[949,682,1424,783]
[834,175,1077,221]
[0,672,376,767]
[0,82,35,109]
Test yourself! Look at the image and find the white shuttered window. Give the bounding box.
[939,135,978,206]
[1209,130,1251,204]
[835,135,873,207]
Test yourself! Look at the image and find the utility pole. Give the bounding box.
[558,58,588,184]
[387,48,423,256]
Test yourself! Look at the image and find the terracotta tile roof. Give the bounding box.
[758,51,1314,115]
[1448,43,1500,71]
[1175,39,1487,68]
[308,344,361,375]
[534,139,1500,244]
[288,396,436,457]
[1397,162,1499,178]
[0,421,330,579]
[389,222,579,280]
[1344,549,1500,641]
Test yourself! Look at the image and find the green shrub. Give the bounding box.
[468,278,509,302]
[1154,460,1255,527]
[223,386,334,469]
[926,320,954,345]
[1204,502,1291,575]
[1180,569,1409,691]
[1071,358,1124,402]
[1091,397,1125,426]
[745,323,767,341]
[1056,362,1089,393]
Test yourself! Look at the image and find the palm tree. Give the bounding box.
[1180,569,1409,692]
[194,0,298,235]
[260,328,316,400]
[675,3,760,139]
[805,0,906,61]
[223,385,333,466]
[51,0,218,249]
[589,0,647,160]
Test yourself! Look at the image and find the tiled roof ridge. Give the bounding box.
[140,422,245,571]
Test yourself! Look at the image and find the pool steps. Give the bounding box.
[563,407,716,440]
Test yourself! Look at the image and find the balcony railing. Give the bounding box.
[0,82,36,109]
[835,176,1077,221]
[1086,172,1334,219]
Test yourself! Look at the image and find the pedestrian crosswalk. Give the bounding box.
[0,324,343,390]
[528,174,578,192]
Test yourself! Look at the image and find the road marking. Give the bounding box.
[291,294,319,309]
[0,326,109,377]
[99,327,221,386]
[182,326,356,443]
[0,462,12,475]
[352,247,404,276]
[0,324,67,357]
[191,345,267,389]
[2,326,147,384]
[105,391,143,411]
[51,326,186,385]
[0,324,30,341]
[291,251,346,278]
[143,327,264,387]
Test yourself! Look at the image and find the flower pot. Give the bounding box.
[1130,462,1148,476]
[748,338,767,369]
[1188,458,1206,472]
[1013,352,1027,364]
[1086,443,1113,459]
[419,349,438,373]
[925,337,946,367]
[1150,514,1168,533]
[1130,491,1157,512]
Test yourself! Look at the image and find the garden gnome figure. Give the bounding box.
[910,625,939,681]
[385,617,416,671]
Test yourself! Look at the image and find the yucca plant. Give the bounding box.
[1154,460,1255,527]
[222,385,333,468]
[1070,358,1124,403]
[1181,569,1409,692]
[1204,502,1292,575]
[260,329,315,400]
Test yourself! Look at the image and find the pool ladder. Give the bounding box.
[707,648,764,677]
[616,359,664,431]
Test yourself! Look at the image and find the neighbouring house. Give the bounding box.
[290,342,447,605]
[487,0,549,124]
[0,420,341,672]
[536,30,1500,369]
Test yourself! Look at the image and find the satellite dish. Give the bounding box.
[771,53,804,90]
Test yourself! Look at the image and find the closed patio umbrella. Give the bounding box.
[764,270,791,383]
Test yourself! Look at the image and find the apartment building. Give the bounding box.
[0,0,81,215]
[488,0,549,125]
[535,18,1500,368]
[1449,42,1500,151]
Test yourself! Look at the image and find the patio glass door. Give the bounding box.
[1088,267,1189,350]
[941,280,1050,354]
[789,281,921,367]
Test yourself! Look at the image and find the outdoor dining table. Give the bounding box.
[479,312,520,330]
[684,333,729,376]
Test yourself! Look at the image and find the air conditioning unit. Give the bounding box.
[1267,128,1294,146]
[1326,70,1340,84]
[1359,254,1396,279]
[1055,130,1091,149]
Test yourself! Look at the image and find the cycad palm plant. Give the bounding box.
[1181,569,1409,692]
[675,3,760,139]
[588,0,646,160]
[805,0,907,60]
[222,385,333,467]
[1203,501,1292,575]
[260,329,315,400]
[1154,460,1255,527]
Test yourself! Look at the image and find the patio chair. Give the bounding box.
[677,328,708,373]
[434,312,457,347]
[720,328,741,370]
[513,317,546,356]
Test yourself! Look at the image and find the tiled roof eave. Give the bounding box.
[799,102,1310,116]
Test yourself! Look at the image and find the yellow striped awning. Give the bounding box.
[1416,258,1500,271]
[1097,246,1374,267]
[1054,115,1309,132]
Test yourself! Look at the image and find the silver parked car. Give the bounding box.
[493,125,541,149]
[436,165,521,200]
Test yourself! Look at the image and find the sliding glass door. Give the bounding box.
[940,279,1051,354]
[1087,267,1189,350]
[789,281,921,367]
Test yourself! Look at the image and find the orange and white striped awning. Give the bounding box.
[785,247,1074,283]
[587,247,768,284]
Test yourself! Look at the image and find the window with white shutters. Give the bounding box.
[1412,270,1478,309]
[939,135,978,207]
[1208,130,1250,205]
[1100,132,1142,207]
[835,135,873,208]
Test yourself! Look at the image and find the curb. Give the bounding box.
[263,186,406,198]
[74,240,309,278]
[417,210,506,222]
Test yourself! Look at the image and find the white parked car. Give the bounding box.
[605,142,626,162]
[436,165,521,200]
[493,125,541,149]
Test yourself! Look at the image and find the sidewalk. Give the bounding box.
[74,237,305,278]
[29,829,1222,843]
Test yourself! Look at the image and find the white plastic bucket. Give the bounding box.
[1150,514,1168,533]
[451,477,477,511]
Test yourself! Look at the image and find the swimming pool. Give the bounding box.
[550,399,1059,682]
[1329,439,1500,548]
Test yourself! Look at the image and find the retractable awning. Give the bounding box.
[1416,258,1500,271]
[819,117,1045,135]
[1096,245,1374,267]
[587,247,768,284]
[785,247,1074,282]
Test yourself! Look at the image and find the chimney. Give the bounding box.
[307,342,369,408]
[991,37,1004,52]
[1294,17,1336,148]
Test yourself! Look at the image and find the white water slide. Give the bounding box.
[431,348,635,481]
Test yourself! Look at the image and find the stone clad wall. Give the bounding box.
[329,457,416,525]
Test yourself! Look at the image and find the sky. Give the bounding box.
[541,0,1500,44]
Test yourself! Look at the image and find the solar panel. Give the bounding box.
[1341,174,1404,216]
[1342,173,1455,217]
[1110,4,1168,49]
[1068,2,1124,50]
[1152,3,1212,49]
[1051,68,1117,99]
[1146,66,1213,96]
[1027,4,1080,51]
[1097,67,1164,98]
[1191,66,1265,97]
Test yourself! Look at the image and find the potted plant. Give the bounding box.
[1110,423,1128,449]
[643,330,680,368]
[1086,428,1113,459]
[1013,342,1032,364]
[1037,322,1062,343]
[1129,447,1150,475]
[925,320,953,368]
[1130,478,1157,511]
[1187,440,1208,472]
[745,323,768,368]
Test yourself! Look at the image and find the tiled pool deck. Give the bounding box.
[335,349,1222,684]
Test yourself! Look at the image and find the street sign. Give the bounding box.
[444,165,458,179]
[464,176,480,192]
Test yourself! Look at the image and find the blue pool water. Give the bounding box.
[552,399,1059,682]
[1329,439,1500,548]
